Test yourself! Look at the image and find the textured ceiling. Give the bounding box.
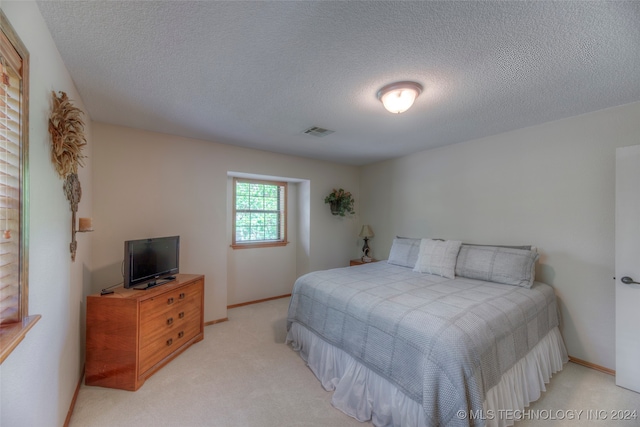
[36,1,640,166]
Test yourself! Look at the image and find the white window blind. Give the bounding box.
[0,44,22,324]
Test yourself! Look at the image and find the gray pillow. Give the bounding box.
[387,237,421,268]
[455,245,539,288]
[462,243,532,250]
[413,239,462,279]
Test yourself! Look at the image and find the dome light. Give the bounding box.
[377,81,423,114]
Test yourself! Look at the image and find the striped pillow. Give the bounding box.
[455,245,538,288]
[413,239,462,279]
[387,237,421,268]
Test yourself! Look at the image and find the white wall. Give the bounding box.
[226,176,301,306]
[0,2,93,426]
[360,101,640,371]
[91,122,360,322]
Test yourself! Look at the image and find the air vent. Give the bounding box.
[303,126,335,137]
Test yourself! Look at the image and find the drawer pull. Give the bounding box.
[178,311,185,319]
[179,292,186,300]
[178,331,184,339]
[166,338,173,346]
[167,317,174,325]
[167,297,174,305]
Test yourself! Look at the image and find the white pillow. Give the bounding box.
[413,239,462,279]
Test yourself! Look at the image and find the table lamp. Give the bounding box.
[359,225,374,262]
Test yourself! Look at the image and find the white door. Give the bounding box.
[615,144,640,393]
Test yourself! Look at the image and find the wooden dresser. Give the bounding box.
[85,274,204,391]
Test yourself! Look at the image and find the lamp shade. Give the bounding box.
[377,81,423,114]
[359,225,374,238]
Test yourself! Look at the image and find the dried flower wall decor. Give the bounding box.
[48,91,86,178]
[48,91,90,260]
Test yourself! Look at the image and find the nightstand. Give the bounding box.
[350,258,378,266]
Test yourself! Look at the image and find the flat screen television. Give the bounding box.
[124,235,180,289]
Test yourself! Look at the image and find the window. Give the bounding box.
[0,10,37,364]
[232,178,287,249]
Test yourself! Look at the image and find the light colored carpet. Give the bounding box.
[70,297,639,427]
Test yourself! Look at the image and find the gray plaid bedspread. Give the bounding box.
[287,262,559,427]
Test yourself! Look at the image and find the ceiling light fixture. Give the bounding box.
[377,81,423,114]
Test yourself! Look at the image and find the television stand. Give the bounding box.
[86,274,204,391]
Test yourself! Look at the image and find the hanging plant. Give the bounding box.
[48,91,87,179]
[324,188,355,217]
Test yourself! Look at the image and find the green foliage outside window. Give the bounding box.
[235,181,284,243]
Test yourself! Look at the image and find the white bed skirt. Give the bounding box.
[286,323,568,427]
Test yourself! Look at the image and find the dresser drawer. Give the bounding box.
[139,280,202,317]
[139,288,202,349]
[138,310,202,374]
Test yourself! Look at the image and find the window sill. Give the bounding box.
[231,241,289,250]
[0,314,41,364]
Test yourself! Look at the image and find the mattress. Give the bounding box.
[286,262,567,427]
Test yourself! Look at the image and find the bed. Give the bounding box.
[286,238,568,427]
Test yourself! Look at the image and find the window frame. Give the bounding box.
[231,177,288,249]
[0,9,38,364]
